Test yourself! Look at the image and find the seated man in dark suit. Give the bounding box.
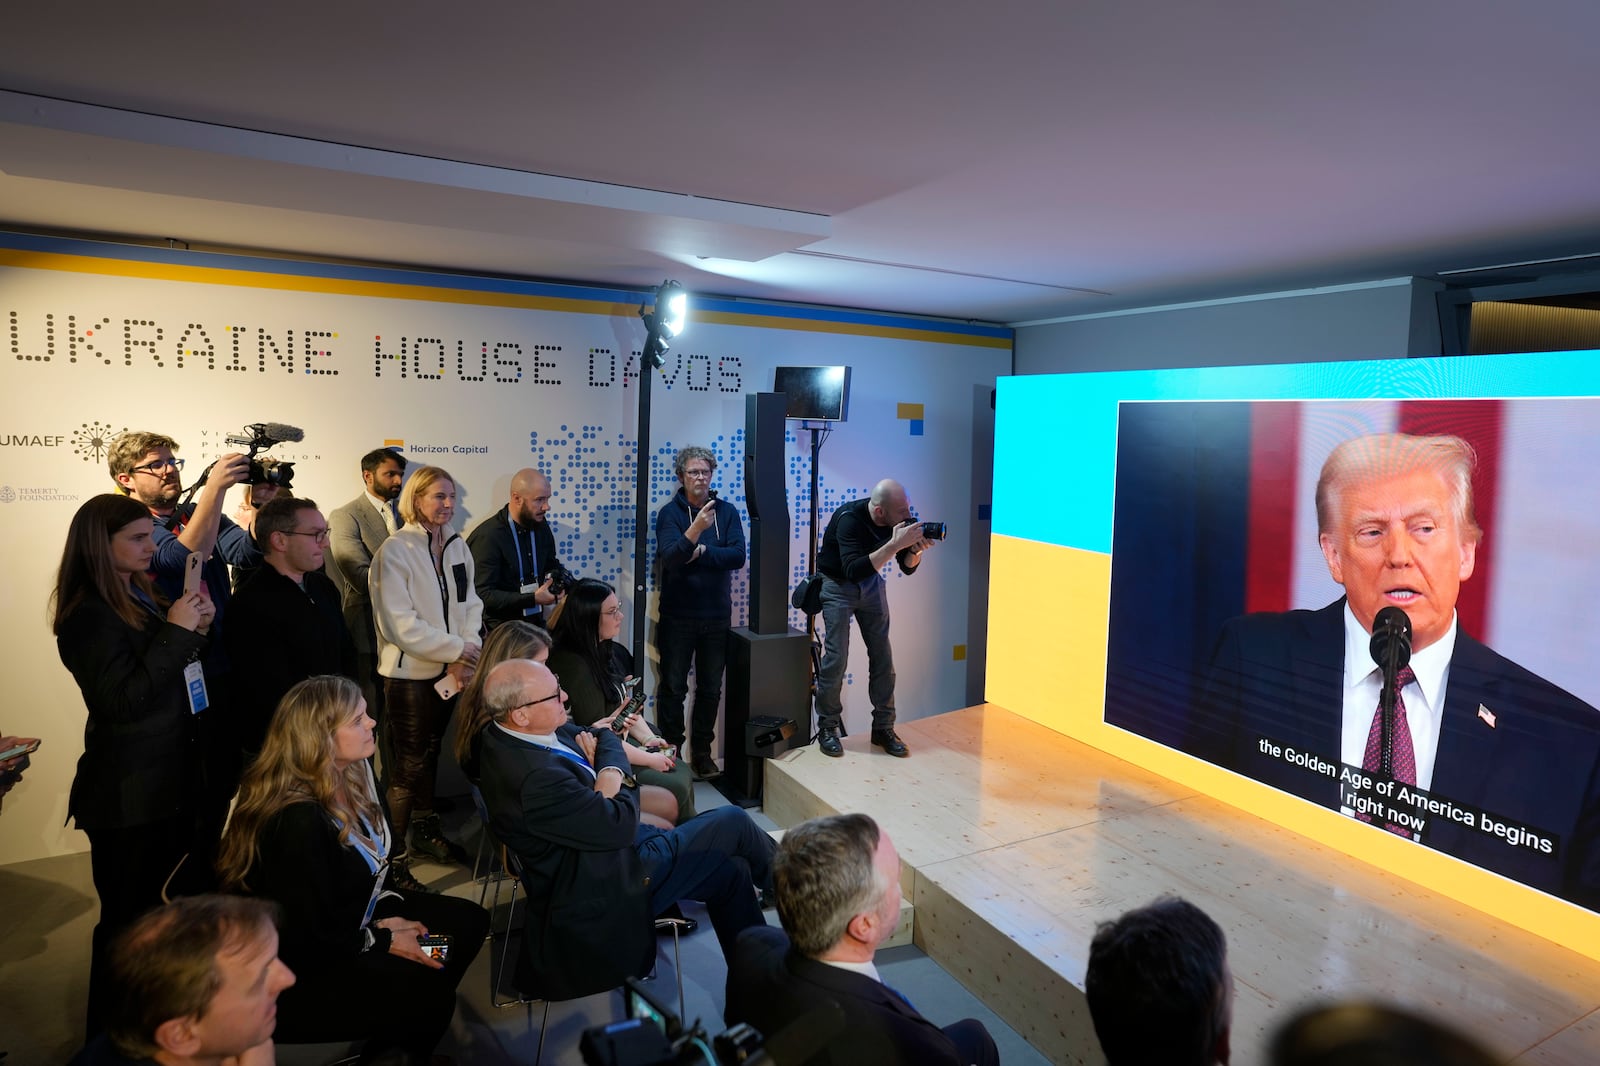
[725,813,997,1066]
[476,658,775,1000]
[1192,432,1600,907]
[1085,896,1232,1066]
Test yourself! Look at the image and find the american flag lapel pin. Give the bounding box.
[1477,704,1497,728]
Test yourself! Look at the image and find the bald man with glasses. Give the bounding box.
[476,658,776,999]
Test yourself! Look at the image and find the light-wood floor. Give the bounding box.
[762,704,1600,1066]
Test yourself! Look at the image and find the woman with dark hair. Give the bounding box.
[51,493,216,1035]
[457,619,678,828]
[547,579,696,821]
[370,465,483,883]
[218,675,487,1064]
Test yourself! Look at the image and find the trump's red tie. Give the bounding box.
[1361,665,1417,836]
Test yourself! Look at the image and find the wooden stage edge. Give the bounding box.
[760,704,1600,1066]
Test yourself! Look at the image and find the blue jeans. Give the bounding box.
[636,806,775,958]
[654,616,730,754]
[814,573,896,734]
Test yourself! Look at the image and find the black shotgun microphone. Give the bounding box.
[1369,605,1413,777]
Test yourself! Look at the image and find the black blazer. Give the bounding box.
[1194,598,1600,907]
[56,594,207,830]
[724,926,982,1066]
[466,504,562,629]
[477,722,653,999]
[225,565,359,753]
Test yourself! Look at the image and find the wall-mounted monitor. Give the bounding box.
[773,365,851,421]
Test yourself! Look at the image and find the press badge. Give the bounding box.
[184,661,209,715]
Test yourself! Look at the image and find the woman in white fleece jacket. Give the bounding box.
[370,465,483,886]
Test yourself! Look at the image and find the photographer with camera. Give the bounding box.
[108,430,267,891]
[467,467,568,630]
[814,480,935,759]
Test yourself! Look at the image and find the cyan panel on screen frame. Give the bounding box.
[994,349,1600,555]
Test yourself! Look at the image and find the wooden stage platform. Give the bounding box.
[760,705,1600,1066]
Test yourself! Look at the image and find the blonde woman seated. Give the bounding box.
[456,619,677,828]
[218,675,488,1065]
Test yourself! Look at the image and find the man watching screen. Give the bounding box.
[724,812,997,1066]
[1084,896,1232,1066]
[71,894,295,1066]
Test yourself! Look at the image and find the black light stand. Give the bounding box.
[629,281,685,667]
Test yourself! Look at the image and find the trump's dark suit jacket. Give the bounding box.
[1190,599,1600,908]
[724,926,996,1066]
[477,722,654,1000]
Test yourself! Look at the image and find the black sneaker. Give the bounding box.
[871,729,910,757]
[388,858,432,894]
[691,752,721,780]
[408,814,453,864]
[818,728,844,757]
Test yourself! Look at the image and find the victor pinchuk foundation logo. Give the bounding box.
[71,420,127,464]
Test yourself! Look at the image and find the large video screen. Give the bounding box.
[989,353,1600,935]
[1103,399,1600,910]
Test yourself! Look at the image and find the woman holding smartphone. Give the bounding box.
[548,579,695,822]
[369,465,483,883]
[218,675,486,1064]
[52,493,216,1035]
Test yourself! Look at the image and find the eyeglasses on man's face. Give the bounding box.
[131,458,185,476]
[284,528,331,544]
[511,691,563,713]
[683,467,713,480]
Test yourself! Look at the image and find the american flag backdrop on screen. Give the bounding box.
[1242,398,1600,711]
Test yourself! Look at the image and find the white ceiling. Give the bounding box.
[4,1,1600,326]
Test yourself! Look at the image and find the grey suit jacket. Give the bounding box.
[327,493,392,656]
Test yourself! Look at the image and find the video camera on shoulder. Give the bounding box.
[225,421,303,488]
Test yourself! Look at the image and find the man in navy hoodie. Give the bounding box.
[654,445,747,780]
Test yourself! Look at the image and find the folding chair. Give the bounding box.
[492,845,689,1065]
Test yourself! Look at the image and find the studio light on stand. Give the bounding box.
[631,280,690,664]
[638,279,687,369]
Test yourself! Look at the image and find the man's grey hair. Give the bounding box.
[484,659,540,722]
[1315,433,1481,542]
[772,813,887,958]
[673,445,716,478]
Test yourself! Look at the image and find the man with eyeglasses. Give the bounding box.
[467,467,567,630]
[226,497,358,756]
[477,658,776,999]
[108,431,262,611]
[655,445,747,780]
[108,431,263,885]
